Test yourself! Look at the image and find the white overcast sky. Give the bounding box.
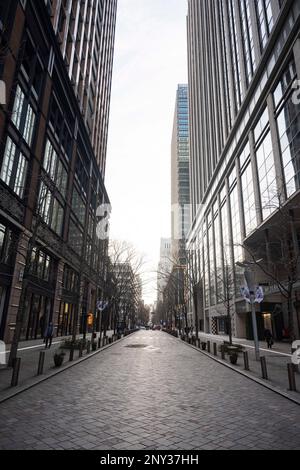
[105,0,188,304]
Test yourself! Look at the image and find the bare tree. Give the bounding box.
[102,240,145,334]
[243,193,300,341]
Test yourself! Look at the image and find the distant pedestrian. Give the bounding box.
[264,329,274,349]
[44,322,54,349]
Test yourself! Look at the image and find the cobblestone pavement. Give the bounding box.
[0,331,299,450]
[0,331,114,396]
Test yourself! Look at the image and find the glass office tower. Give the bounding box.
[187,0,300,340]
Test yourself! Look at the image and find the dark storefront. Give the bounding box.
[20,247,56,340]
[0,222,17,340]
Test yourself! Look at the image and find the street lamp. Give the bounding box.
[236,260,263,361]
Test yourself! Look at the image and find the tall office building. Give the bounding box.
[157,238,172,303]
[48,0,117,176]
[0,1,117,344]
[187,0,300,340]
[171,84,191,261]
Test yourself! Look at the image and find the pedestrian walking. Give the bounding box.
[44,322,54,349]
[264,329,274,349]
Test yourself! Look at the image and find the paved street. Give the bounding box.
[0,331,300,450]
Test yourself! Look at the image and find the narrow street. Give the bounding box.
[0,331,299,450]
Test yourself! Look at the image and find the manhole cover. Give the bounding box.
[125,344,148,349]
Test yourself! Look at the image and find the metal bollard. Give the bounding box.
[260,356,268,380]
[98,337,101,349]
[87,341,91,354]
[213,343,217,356]
[287,363,297,392]
[79,343,83,358]
[69,346,74,362]
[197,338,201,348]
[11,357,21,387]
[221,345,225,360]
[207,341,211,353]
[243,351,250,371]
[37,351,45,376]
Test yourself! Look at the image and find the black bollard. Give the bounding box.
[207,341,211,353]
[243,351,250,371]
[87,341,91,354]
[11,358,21,387]
[79,343,83,358]
[98,337,101,349]
[287,363,297,392]
[213,343,217,356]
[69,346,74,362]
[37,351,45,376]
[221,345,225,360]
[260,356,268,380]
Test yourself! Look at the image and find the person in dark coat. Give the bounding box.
[264,329,274,349]
[44,322,54,349]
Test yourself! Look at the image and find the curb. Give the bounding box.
[0,334,135,405]
[163,332,300,407]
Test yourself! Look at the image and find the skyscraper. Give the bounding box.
[157,238,172,303]
[187,0,300,340]
[171,84,190,261]
[0,0,117,344]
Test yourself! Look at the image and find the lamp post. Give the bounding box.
[236,260,263,361]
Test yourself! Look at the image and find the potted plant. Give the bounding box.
[229,352,238,365]
[53,351,65,367]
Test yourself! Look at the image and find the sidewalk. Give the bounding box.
[0,331,114,400]
[180,331,300,403]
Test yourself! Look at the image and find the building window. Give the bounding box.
[0,137,28,198]
[228,0,244,110]
[63,265,79,292]
[240,143,257,235]
[11,85,36,147]
[255,0,274,51]
[229,170,243,264]
[254,111,278,219]
[240,0,256,86]
[30,247,52,282]
[43,138,68,198]
[68,219,83,256]
[0,223,15,265]
[38,182,64,236]
[213,201,223,303]
[273,59,300,198]
[72,187,86,226]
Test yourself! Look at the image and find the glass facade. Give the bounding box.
[187,0,300,338]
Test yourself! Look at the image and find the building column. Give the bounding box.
[4,231,29,344]
[248,0,262,66]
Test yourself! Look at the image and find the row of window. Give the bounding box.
[191,56,300,308]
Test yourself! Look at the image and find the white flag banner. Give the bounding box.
[97,301,108,312]
[254,287,264,304]
[241,287,251,304]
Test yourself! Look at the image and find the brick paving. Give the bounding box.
[0,331,114,396]
[0,331,299,450]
